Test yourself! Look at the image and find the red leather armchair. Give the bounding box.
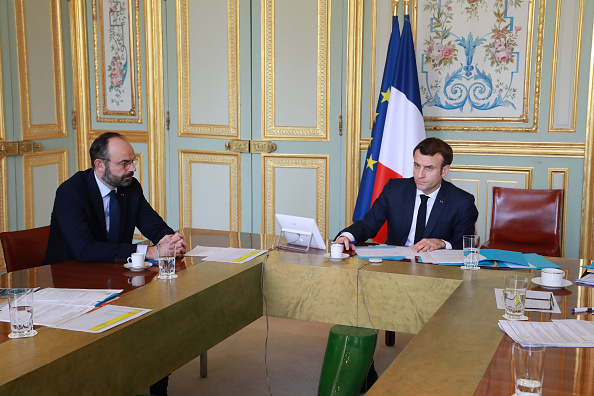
[481,187,563,257]
[0,226,50,272]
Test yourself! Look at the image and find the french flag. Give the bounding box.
[353,14,425,243]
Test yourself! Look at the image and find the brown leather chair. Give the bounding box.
[481,187,563,257]
[0,226,50,272]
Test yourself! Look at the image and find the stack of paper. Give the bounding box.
[499,320,594,347]
[185,245,267,263]
[576,273,594,286]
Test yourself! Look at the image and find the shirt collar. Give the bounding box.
[94,171,116,198]
[416,186,441,200]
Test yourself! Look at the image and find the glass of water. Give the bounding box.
[513,343,545,396]
[504,275,528,320]
[7,289,37,338]
[462,235,480,270]
[157,242,178,280]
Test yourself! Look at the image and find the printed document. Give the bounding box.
[499,320,594,347]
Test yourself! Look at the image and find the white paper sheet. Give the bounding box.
[0,302,94,326]
[33,288,123,306]
[494,289,561,313]
[499,319,594,347]
[420,249,487,264]
[49,305,151,333]
[185,245,267,263]
[355,246,417,259]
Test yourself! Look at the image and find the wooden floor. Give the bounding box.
[160,317,413,395]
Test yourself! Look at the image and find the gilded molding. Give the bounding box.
[92,0,143,122]
[369,0,378,131]
[133,153,144,240]
[262,0,329,140]
[178,0,239,137]
[0,158,7,232]
[90,129,148,143]
[548,0,584,133]
[345,0,364,225]
[145,0,166,218]
[262,155,329,242]
[0,39,4,141]
[70,0,92,171]
[178,150,240,232]
[450,165,533,187]
[423,0,542,131]
[581,16,594,264]
[548,168,568,256]
[15,0,67,139]
[359,140,586,158]
[23,150,68,229]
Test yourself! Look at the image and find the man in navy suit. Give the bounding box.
[336,137,478,252]
[44,132,186,265]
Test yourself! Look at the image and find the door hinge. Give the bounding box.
[166,111,170,131]
[224,139,277,154]
[72,110,77,130]
[0,141,42,159]
[339,115,343,136]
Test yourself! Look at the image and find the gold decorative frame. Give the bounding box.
[178,150,241,231]
[548,0,584,133]
[422,0,542,130]
[581,16,594,265]
[90,129,148,143]
[15,0,67,139]
[133,152,144,240]
[262,0,329,140]
[262,154,328,241]
[92,0,143,122]
[548,168,568,256]
[450,165,534,238]
[0,38,5,141]
[23,149,68,229]
[177,0,240,137]
[0,158,7,233]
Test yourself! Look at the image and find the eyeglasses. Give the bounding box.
[105,157,138,170]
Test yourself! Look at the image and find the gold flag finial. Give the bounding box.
[404,0,409,15]
[393,0,399,16]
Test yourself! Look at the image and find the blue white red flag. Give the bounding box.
[353,14,426,243]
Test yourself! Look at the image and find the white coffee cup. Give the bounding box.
[541,268,564,287]
[330,243,344,259]
[127,252,145,268]
[128,275,145,286]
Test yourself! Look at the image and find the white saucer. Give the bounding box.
[124,262,152,272]
[531,277,571,289]
[323,253,349,261]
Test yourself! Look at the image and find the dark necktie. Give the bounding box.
[108,190,121,242]
[414,195,429,244]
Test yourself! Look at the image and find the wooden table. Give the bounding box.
[1,229,593,395]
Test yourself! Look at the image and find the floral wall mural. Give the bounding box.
[417,0,530,119]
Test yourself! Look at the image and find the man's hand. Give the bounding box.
[411,238,445,253]
[147,233,187,259]
[334,236,355,252]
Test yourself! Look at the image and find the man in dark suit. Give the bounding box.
[44,132,186,265]
[336,137,478,252]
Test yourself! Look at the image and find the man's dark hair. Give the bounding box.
[413,137,453,169]
[89,132,126,168]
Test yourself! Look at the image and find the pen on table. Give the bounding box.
[95,293,120,307]
[89,296,121,312]
[572,307,594,313]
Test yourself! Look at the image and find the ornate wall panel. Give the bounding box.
[15,0,66,139]
[262,0,329,140]
[179,150,240,231]
[0,158,7,233]
[177,0,239,137]
[549,0,584,133]
[23,149,68,228]
[0,37,4,142]
[262,154,328,241]
[92,0,143,122]
[448,165,533,245]
[548,168,568,255]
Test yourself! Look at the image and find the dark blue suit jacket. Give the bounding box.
[44,169,174,265]
[342,178,478,249]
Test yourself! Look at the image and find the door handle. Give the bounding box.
[224,140,277,154]
[0,140,42,159]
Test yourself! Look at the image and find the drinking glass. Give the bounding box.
[462,235,480,270]
[157,242,177,280]
[513,343,545,396]
[7,289,37,338]
[504,275,528,320]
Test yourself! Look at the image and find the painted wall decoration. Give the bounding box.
[417,0,530,119]
[94,0,142,121]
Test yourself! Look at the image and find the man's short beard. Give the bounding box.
[102,164,134,188]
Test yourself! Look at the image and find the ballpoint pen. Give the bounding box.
[572,307,594,313]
